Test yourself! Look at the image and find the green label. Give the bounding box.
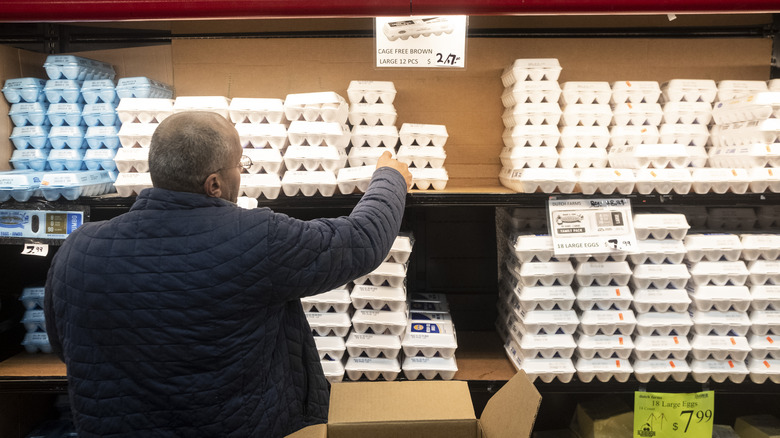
[634,391,714,438]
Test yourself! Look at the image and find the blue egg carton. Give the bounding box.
[83,148,117,171]
[82,102,118,127]
[43,54,115,81]
[48,125,86,149]
[22,331,52,354]
[10,149,50,172]
[0,170,45,202]
[10,125,50,149]
[116,76,174,99]
[39,169,115,201]
[81,78,117,104]
[48,149,85,171]
[21,309,46,332]
[46,102,84,127]
[2,78,47,104]
[85,126,121,149]
[20,286,45,310]
[8,102,49,127]
[43,79,83,104]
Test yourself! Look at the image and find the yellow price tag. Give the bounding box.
[634,391,714,438]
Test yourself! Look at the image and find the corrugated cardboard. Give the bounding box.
[572,395,633,438]
[735,415,780,438]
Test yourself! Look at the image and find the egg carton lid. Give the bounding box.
[505,167,577,183]
[409,167,448,180]
[116,76,171,90]
[511,233,554,252]
[750,309,780,325]
[663,79,718,91]
[281,170,337,184]
[367,261,406,277]
[580,309,636,324]
[634,334,691,351]
[575,357,633,373]
[349,103,397,116]
[48,149,84,159]
[690,334,750,353]
[83,148,116,159]
[505,80,562,93]
[239,173,282,186]
[301,288,351,306]
[11,149,50,162]
[348,145,395,159]
[633,358,691,374]
[561,103,612,115]
[692,310,752,326]
[235,122,287,137]
[173,96,230,111]
[21,309,45,323]
[348,80,396,93]
[504,124,561,139]
[712,91,780,117]
[636,311,693,327]
[346,332,402,349]
[688,284,751,304]
[558,147,607,158]
[352,309,407,325]
[520,285,576,302]
[750,285,780,304]
[82,102,118,115]
[402,356,458,372]
[577,333,635,349]
[117,122,159,137]
[3,77,47,90]
[242,147,283,162]
[576,261,632,276]
[46,102,83,113]
[49,125,86,136]
[20,286,45,300]
[351,124,398,136]
[40,169,113,187]
[305,311,351,326]
[43,79,83,90]
[577,285,632,301]
[114,171,152,183]
[577,168,636,182]
[663,100,713,115]
[659,123,711,136]
[345,356,401,372]
[399,123,448,137]
[116,97,174,111]
[561,81,611,92]
[315,335,346,351]
[11,125,50,137]
[401,321,458,348]
[284,144,344,160]
[690,358,749,380]
[336,165,376,182]
[748,333,780,351]
[634,238,687,255]
[611,102,664,115]
[320,359,345,376]
[8,101,49,114]
[749,259,780,275]
[521,358,576,382]
[398,145,447,160]
[80,78,116,89]
[559,125,611,137]
[633,213,690,232]
[611,81,661,92]
[518,309,579,326]
[504,103,562,116]
[288,120,349,136]
[747,357,780,382]
[688,260,749,277]
[609,144,690,161]
[228,97,284,112]
[517,260,575,277]
[505,58,562,71]
[284,91,346,107]
[633,263,691,279]
[520,333,577,351]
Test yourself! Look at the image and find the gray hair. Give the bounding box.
[149,111,237,193]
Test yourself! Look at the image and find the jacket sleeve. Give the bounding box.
[260,166,406,302]
[43,245,66,361]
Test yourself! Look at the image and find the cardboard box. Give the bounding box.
[735,415,780,438]
[572,395,633,438]
[286,371,541,438]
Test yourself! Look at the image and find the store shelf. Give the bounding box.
[0,353,66,393]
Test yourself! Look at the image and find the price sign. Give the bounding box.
[548,197,637,256]
[22,243,49,257]
[375,16,467,68]
[634,391,714,438]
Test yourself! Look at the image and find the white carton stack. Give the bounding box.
[630,213,694,383]
[398,123,449,190]
[302,285,352,384]
[743,233,780,383]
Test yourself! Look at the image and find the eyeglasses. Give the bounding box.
[204,155,253,183]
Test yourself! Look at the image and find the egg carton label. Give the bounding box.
[0,208,85,240]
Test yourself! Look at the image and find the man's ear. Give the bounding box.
[203,173,223,198]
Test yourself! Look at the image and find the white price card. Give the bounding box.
[375,16,467,68]
[548,198,637,256]
[22,243,49,257]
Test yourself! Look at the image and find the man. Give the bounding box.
[44,111,412,437]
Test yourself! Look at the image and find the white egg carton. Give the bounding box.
[577,168,636,195]
[576,286,632,311]
[228,97,285,124]
[633,359,691,382]
[117,122,158,148]
[501,59,562,86]
[305,311,351,337]
[352,309,406,336]
[502,103,562,127]
[10,126,50,150]
[560,103,612,127]
[610,81,662,104]
[576,334,634,359]
[688,261,749,286]
[633,335,691,360]
[747,357,780,383]
[397,145,447,169]
[353,261,406,288]
[751,285,780,311]
[284,145,347,172]
[398,123,448,148]
[321,359,345,383]
[47,148,84,171]
[348,103,397,127]
[708,144,780,168]
[287,121,351,149]
[350,284,406,312]
[558,147,608,169]
[501,80,562,107]
[632,214,689,241]
[499,167,577,194]
[748,333,780,359]
[172,96,230,118]
[750,310,780,336]
[314,335,347,361]
[635,311,693,336]
[634,168,693,195]
[8,102,48,127]
[611,102,664,126]
[684,233,742,263]
[502,125,561,148]
[558,126,611,149]
[690,334,751,361]
[560,82,612,106]
[21,332,52,354]
[631,264,690,290]
[280,170,337,197]
[498,146,557,169]
[687,145,709,167]
[48,126,86,150]
[690,358,748,383]
[347,80,396,105]
[43,79,83,104]
[522,358,576,383]
[300,287,352,313]
[241,148,283,175]
[748,260,780,285]
[608,144,691,169]
[771,79,780,91]
[632,288,691,313]
[609,125,661,147]
[662,101,713,125]
[46,102,83,127]
[713,119,780,147]
[116,98,174,124]
[239,173,282,199]
[39,170,115,200]
[82,103,119,128]
[518,310,580,335]
[409,167,448,190]
[515,284,576,312]
[512,260,576,287]
[579,310,636,336]
[576,262,632,287]
[711,91,780,125]
[661,79,718,103]
[517,333,577,359]
[658,123,710,147]
[717,80,769,102]
[2,77,47,104]
[692,310,752,336]
[235,123,288,150]
[402,356,458,380]
[347,146,395,167]
[336,165,375,194]
[283,91,348,123]
[402,320,457,358]
[575,357,633,382]
[688,285,752,312]
[115,77,172,99]
[350,125,399,148]
[690,168,751,194]
[345,356,400,381]
[508,234,559,262]
[387,234,413,264]
[346,332,402,359]
[748,168,780,193]
[113,172,152,197]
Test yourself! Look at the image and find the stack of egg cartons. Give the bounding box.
[114,77,174,197]
[302,283,352,384]
[81,78,121,174]
[558,81,614,195]
[710,87,780,194]
[630,213,694,383]
[498,59,568,194]
[281,92,350,197]
[743,233,780,383]
[229,97,286,200]
[343,233,413,381]
[685,232,752,383]
[343,81,398,194]
[20,286,52,354]
[398,123,449,190]
[402,290,458,380]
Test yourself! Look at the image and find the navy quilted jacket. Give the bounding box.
[44,167,407,438]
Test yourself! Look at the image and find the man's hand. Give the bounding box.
[376,151,413,191]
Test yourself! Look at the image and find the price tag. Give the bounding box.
[548,197,637,256]
[634,391,714,438]
[22,243,49,257]
[375,16,467,68]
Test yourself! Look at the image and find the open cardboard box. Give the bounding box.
[286,371,541,438]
